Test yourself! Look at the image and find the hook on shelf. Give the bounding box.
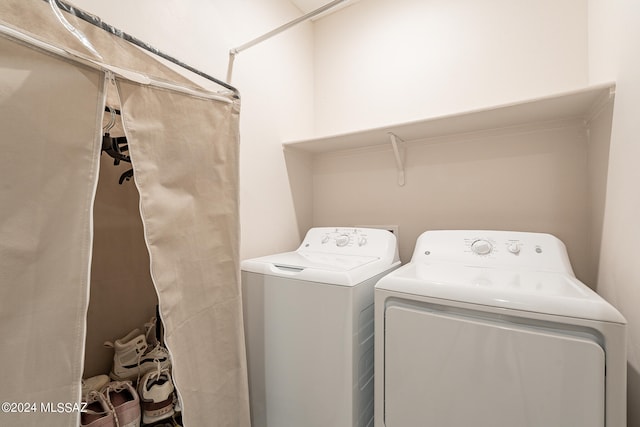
[388,132,405,186]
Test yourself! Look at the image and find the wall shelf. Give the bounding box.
[283,83,615,154]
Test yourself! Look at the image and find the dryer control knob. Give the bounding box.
[336,234,350,247]
[507,242,521,254]
[358,236,367,246]
[471,239,493,255]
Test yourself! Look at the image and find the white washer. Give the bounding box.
[374,230,627,427]
[242,227,400,427]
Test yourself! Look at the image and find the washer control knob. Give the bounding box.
[358,236,367,246]
[336,234,350,247]
[321,235,330,244]
[507,242,521,254]
[471,239,493,255]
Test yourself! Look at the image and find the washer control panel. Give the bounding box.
[299,227,398,260]
[413,230,573,274]
[315,228,369,248]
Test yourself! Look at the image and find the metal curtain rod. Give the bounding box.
[43,0,240,98]
[226,0,351,82]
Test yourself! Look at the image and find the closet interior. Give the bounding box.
[85,109,157,376]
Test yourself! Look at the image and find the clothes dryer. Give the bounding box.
[242,227,400,427]
[375,230,626,427]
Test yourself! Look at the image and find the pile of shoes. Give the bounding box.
[80,317,183,427]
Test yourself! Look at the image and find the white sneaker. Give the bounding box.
[144,316,162,347]
[102,381,141,427]
[81,391,116,427]
[174,390,182,413]
[82,374,110,401]
[104,328,170,381]
[138,367,175,424]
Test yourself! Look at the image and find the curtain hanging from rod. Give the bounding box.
[0,0,249,425]
[0,35,105,426]
[117,79,249,426]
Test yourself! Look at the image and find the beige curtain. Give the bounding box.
[1,2,249,425]
[0,36,105,426]
[116,80,250,426]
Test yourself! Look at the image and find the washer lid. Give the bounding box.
[261,250,379,271]
[241,251,396,286]
[376,263,626,323]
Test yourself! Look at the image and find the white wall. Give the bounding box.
[313,0,588,136]
[306,0,599,284]
[588,0,620,84]
[592,0,640,424]
[69,0,315,259]
[586,99,614,291]
[312,121,599,283]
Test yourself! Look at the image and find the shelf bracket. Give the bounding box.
[388,132,406,186]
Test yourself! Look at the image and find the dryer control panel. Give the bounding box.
[411,230,573,274]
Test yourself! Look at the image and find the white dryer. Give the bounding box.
[374,230,626,427]
[242,227,400,427]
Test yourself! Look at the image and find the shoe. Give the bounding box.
[173,391,182,413]
[138,367,175,424]
[172,413,183,426]
[82,374,110,401]
[144,316,162,348]
[102,381,141,427]
[104,328,170,381]
[81,391,116,427]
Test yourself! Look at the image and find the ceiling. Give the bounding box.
[289,0,356,16]
[289,0,331,13]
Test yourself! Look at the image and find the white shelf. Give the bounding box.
[283,83,615,154]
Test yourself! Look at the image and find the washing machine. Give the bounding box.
[374,230,626,427]
[242,227,400,427]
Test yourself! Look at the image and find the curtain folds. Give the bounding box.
[0,2,249,425]
[116,80,250,427]
[0,37,105,426]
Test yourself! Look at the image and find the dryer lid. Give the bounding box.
[376,263,626,323]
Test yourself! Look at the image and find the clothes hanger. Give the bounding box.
[102,107,134,184]
[118,169,134,184]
